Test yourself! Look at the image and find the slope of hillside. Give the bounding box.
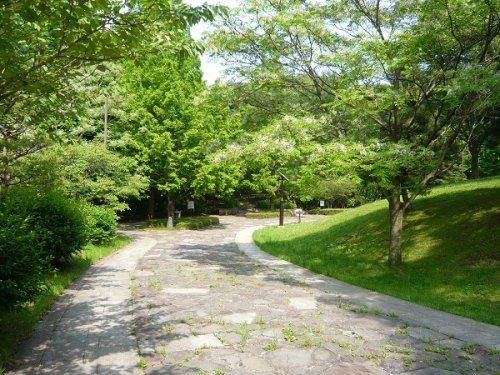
[254,177,500,325]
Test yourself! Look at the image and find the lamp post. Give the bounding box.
[278,172,289,226]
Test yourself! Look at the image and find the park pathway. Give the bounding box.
[9,216,499,374]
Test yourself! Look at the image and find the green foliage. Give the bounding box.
[21,143,147,212]
[82,204,118,244]
[144,216,219,230]
[0,188,88,310]
[246,210,293,219]
[0,0,219,116]
[211,0,499,263]
[29,190,88,263]
[0,197,48,311]
[479,146,500,177]
[197,116,321,199]
[254,199,296,209]
[117,52,209,204]
[307,208,346,215]
[254,199,272,209]
[254,177,500,325]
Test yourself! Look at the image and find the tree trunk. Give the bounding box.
[402,188,412,211]
[167,192,175,228]
[147,187,156,219]
[388,194,404,266]
[1,130,9,193]
[270,196,275,210]
[469,140,480,179]
[103,94,109,149]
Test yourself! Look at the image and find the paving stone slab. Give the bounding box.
[10,217,499,375]
[164,334,224,352]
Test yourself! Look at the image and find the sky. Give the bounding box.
[185,0,239,85]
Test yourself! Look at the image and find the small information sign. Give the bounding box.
[187,200,195,210]
[320,200,325,207]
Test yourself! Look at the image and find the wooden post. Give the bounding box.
[103,94,109,149]
[279,176,284,226]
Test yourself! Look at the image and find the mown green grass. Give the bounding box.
[144,215,220,230]
[0,235,130,371]
[254,177,500,325]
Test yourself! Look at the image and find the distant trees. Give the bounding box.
[210,0,499,265]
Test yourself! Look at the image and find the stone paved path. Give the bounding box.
[9,235,156,374]
[9,216,500,374]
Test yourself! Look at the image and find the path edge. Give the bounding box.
[235,224,500,350]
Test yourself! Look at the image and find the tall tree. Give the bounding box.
[0,0,219,191]
[117,51,203,224]
[211,0,499,265]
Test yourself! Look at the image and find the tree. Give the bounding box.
[212,0,499,265]
[296,142,362,207]
[334,0,498,265]
[0,0,220,192]
[117,51,204,224]
[15,143,147,212]
[196,116,321,203]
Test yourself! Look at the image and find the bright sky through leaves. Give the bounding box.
[186,0,238,84]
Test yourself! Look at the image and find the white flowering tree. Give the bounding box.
[194,116,320,203]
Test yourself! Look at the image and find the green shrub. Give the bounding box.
[145,216,219,230]
[0,188,89,309]
[479,145,500,177]
[246,210,294,218]
[0,199,48,310]
[255,199,297,209]
[254,199,271,209]
[222,197,240,208]
[175,216,220,229]
[29,190,88,263]
[307,208,346,215]
[82,204,118,244]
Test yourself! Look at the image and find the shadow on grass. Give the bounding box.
[254,187,500,325]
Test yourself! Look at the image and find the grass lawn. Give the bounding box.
[0,235,130,371]
[254,177,500,325]
[143,215,220,230]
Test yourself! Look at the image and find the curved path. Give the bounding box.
[9,216,499,374]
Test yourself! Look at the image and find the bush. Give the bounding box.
[1,188,87,264]
[254,199,297,209]
[0,188,88,309]
[246,210,294,218]
[28,190,88,263]
[307,208,346,215]
[254,199,271,209]
[82,204,118,244]
[175,216,220,229]
[0,199,48,310]
[144,216,219,230]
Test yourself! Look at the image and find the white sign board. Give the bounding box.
[320,200,325,207]
[187,200,195,210]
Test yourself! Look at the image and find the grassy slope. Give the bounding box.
[254,177,500,325]
[0,235,130,370]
